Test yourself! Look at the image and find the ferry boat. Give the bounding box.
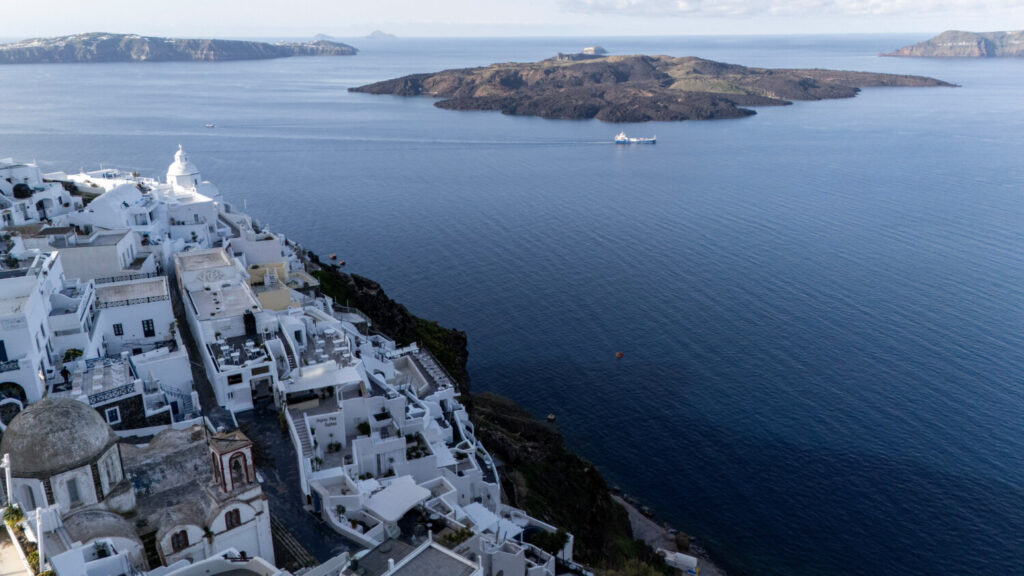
[614,131,656,144]
[205,123,216,128]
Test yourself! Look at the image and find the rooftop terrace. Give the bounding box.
[95,276,168,308]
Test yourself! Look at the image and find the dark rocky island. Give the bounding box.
[883,30,1024,58]
[0,32,357,64]
[350,53,953,123]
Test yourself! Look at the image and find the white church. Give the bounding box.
[0,397,274,575]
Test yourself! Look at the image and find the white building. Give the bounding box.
[0,252,69,405]
[0,160,82,227]
[174,248,277,412]
[20,226,158,282]
[59,147,227,268]
[93,275,175,355]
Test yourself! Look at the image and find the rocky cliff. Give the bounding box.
[310,259,668,572]
[883,30,1024,58]
[351,54,953,123]
[0,32,357,64]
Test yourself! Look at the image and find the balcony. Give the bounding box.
[0,359,21,374]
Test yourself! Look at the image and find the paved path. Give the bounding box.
[613,495,679,553]
[612,495,727,576]
[0,530,28,576]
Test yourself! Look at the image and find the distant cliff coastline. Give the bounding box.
[0,32,357,64]
[350,53,953,123]
[883,30,1024,57]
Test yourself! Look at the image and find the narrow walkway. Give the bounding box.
[0,530,27,576]
[237,403,357,567]
[168,280,236,431]
[271,515,318,570]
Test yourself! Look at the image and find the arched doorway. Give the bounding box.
[0,382,26,403]
[34,198,53,221]
[20,484,36,510]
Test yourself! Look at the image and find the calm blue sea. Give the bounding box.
[1,34,1022,576]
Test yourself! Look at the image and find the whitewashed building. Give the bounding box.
[0,251,69,405]
[173,248,277,412]
[0,160,82,227]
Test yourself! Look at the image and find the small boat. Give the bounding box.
[329,254,337,260]
[546,413,557,422]
[614,131,656,144]
[205,123,216,129]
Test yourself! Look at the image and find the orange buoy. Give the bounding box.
[616,351,624,359]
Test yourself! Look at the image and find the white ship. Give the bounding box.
[614,131,656,144]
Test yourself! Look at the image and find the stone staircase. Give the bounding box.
[140,530,162,570]
[282,335,298,372]
[289,409,314,459]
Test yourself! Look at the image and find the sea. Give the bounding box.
[1,34,1022,576]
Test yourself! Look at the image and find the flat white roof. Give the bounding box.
[364,476,431,523]
[95,276,168,303]
[174,248,233,272]
[287,362,362,393]
[0,276,38,317]
[463,502,499,532]
[189,283,259,319]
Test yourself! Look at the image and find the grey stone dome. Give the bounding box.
[0,397,119,479]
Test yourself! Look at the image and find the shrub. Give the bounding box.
[3,505,23,527]
[525,528,569,555]
[439,526,474,548]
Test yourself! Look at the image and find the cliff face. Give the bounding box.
[311,260,665,571]
[883,30,1024,57]
[351,54,953,123]
[0,33,357,64]
[311,264,470,389]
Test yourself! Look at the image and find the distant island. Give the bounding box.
[0,32,357,64]
[366,30,397,39]
[350,53,953,123]
[883,30,1024,57]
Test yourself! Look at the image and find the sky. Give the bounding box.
[5,0,1023,38]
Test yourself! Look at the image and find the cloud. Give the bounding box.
[560,0,1023,18]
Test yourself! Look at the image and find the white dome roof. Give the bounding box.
[0,397,119,479]
[167,145,200,177]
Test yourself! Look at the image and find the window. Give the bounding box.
[225,509,241,530]
[171,530,189,552]
[67,477,81,505]
[105,407,121,425]
[230,454,248,487]
[227,374,243,385]
[142,319,155,338]
[113,323,123,336]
